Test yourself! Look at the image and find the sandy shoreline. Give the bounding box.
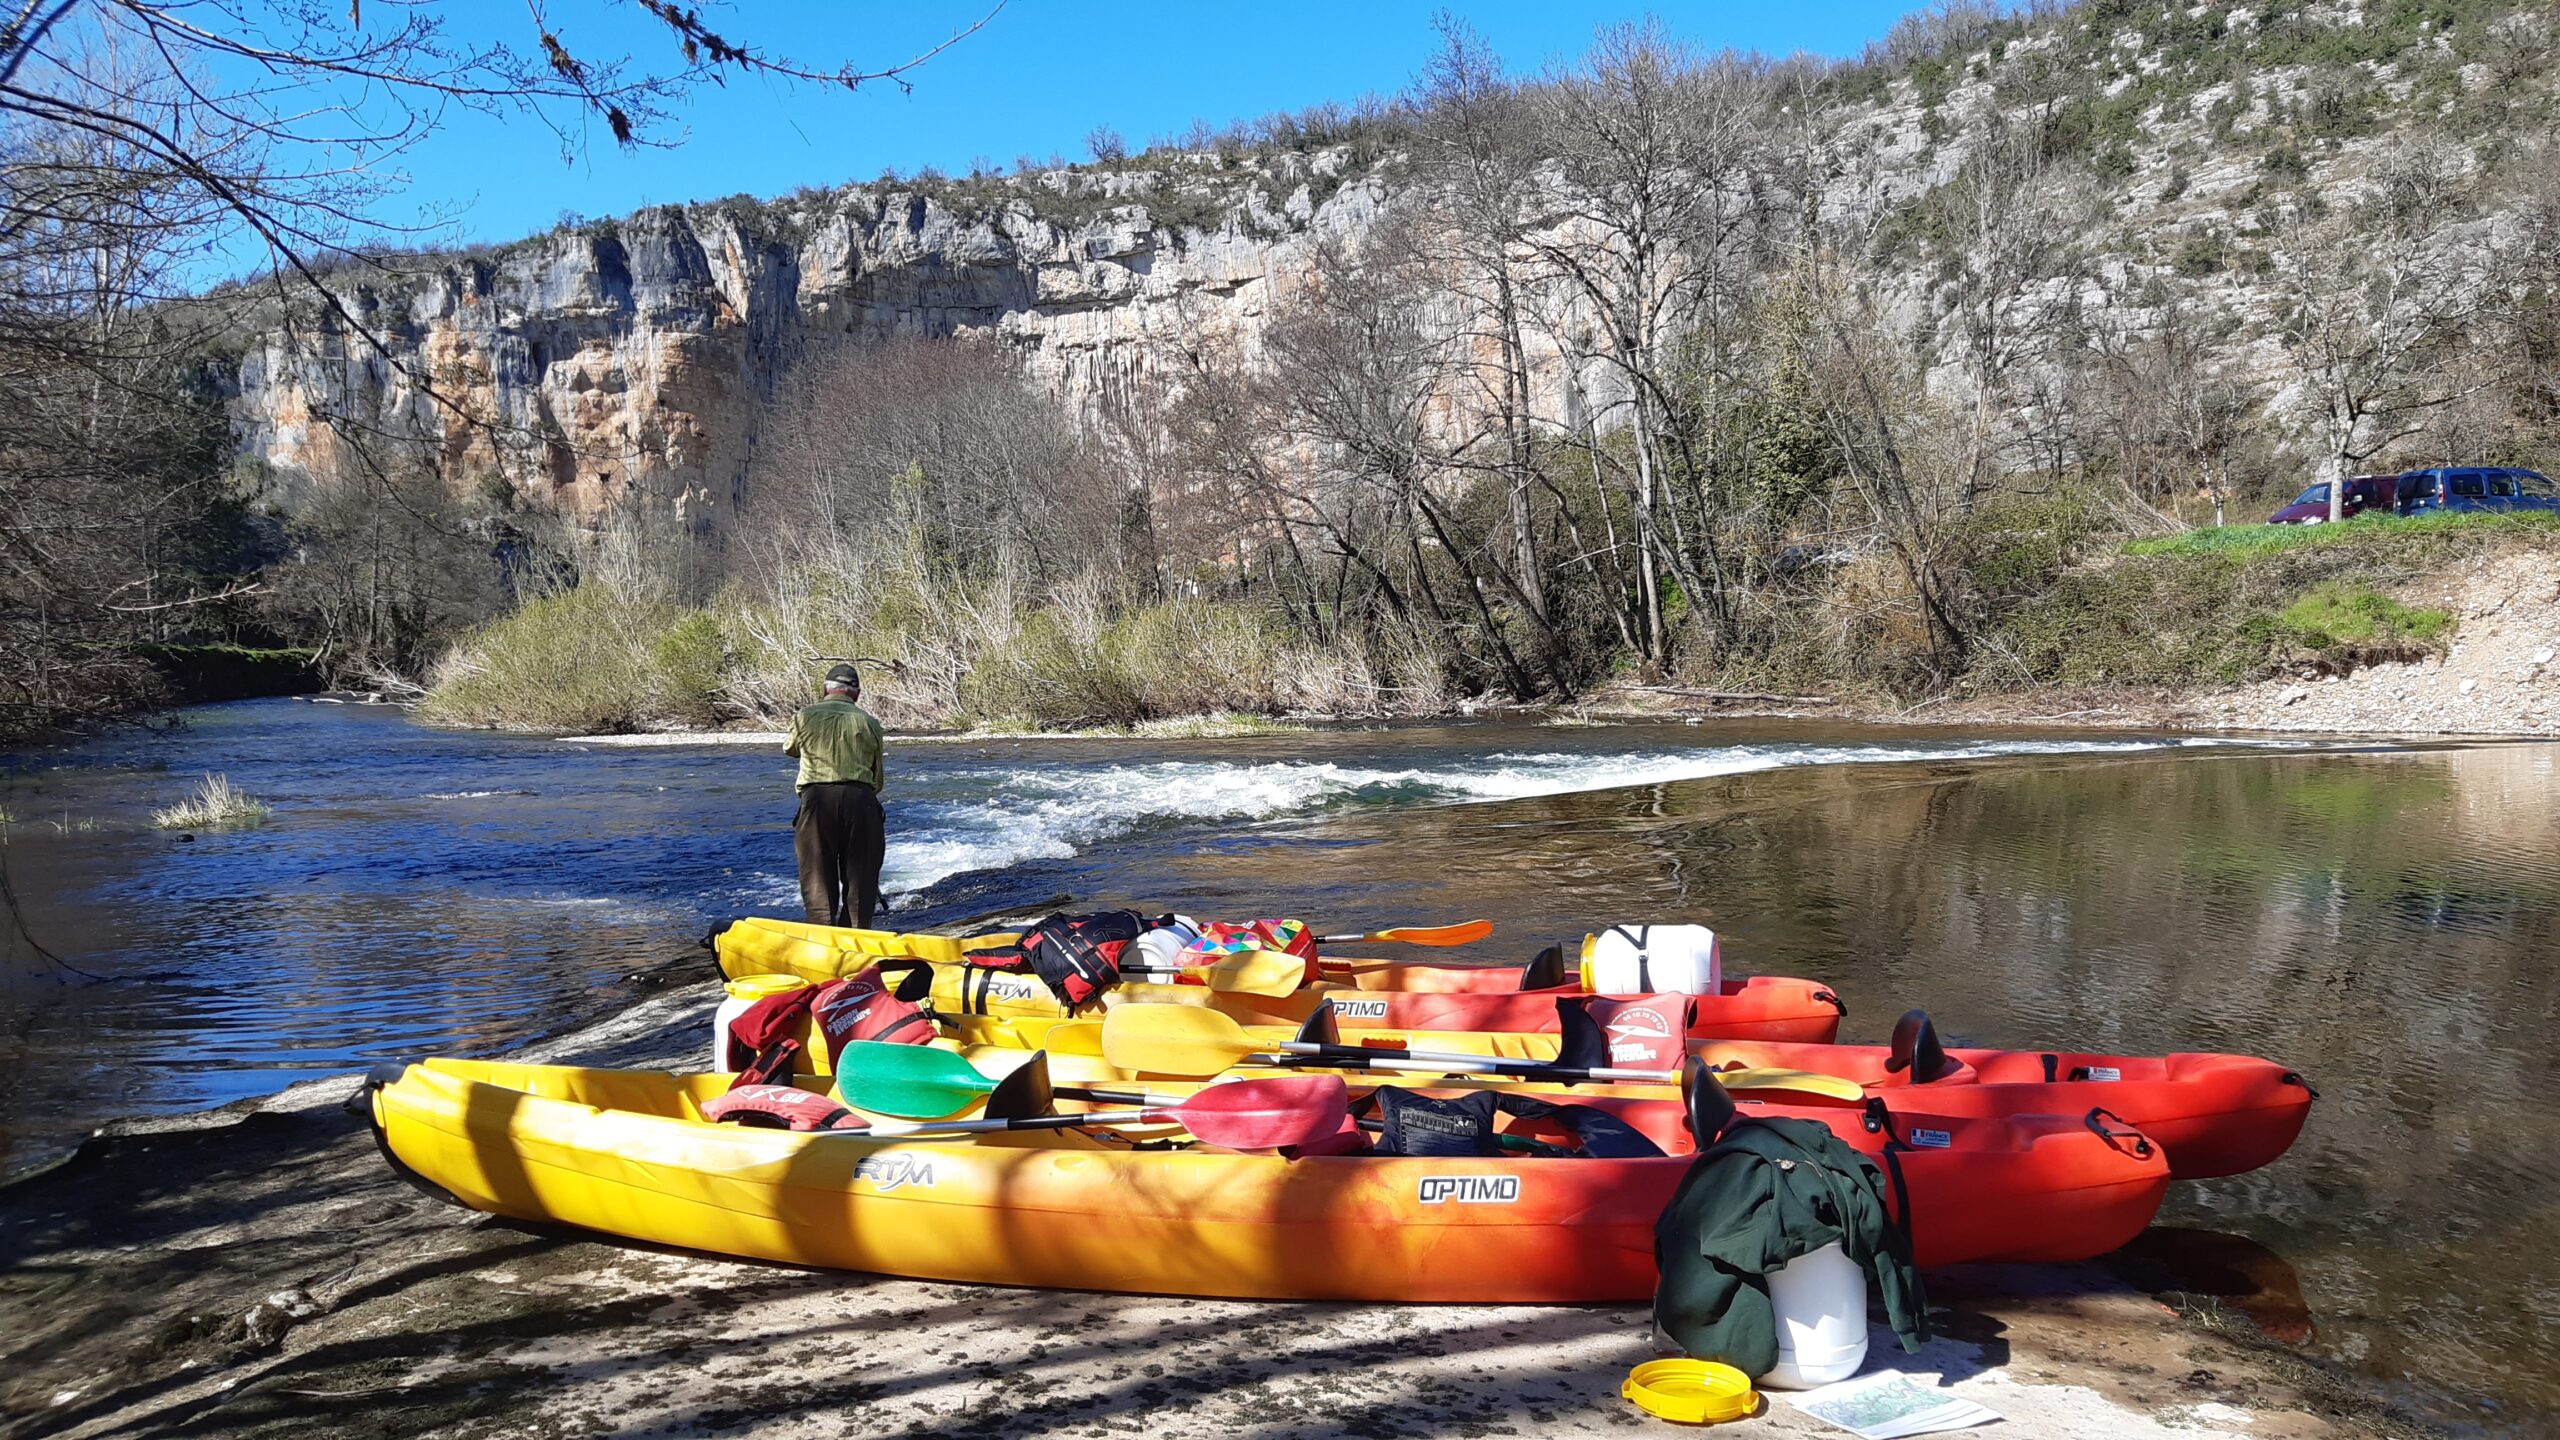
[0,975,2432,1440]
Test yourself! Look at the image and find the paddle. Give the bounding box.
[826,1057,1347,1150]
[1099,1002,1863,1097]
[1313,920,1492,947]
[834,1045,1578,1156]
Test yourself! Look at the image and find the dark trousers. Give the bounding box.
[794,781,884,929]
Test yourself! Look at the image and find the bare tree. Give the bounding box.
[746,335,1123,592]
[2270,141,2499,522]
[1411,16,1551,644]
[1529,25,1783,663]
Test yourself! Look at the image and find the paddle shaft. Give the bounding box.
[1271,1038,1673,1083]
[838,1105,1175,1138]
[1059,1084,1574,1156]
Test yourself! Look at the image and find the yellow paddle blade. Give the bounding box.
[1032,1020,1108,1057]
[1201,949,1308,998]
[1100,1003,1262,1076]
[1711,1067,1866,1102]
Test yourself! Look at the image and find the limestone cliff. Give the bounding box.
[226,162,1381,529]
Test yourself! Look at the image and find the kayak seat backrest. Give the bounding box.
[1681,1055,1738,1146]
[1884,1010,1961,1085]
[1519,945,1567,991]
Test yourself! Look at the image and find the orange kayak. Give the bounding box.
[365,1058,2169,1300]
[1691,1019,2314,1180]
[710,917,1844,1043]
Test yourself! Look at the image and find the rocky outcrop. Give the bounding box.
[226,170,1382,529]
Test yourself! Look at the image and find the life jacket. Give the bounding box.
[1180,918,1318,988]
[1359,1087,1666,1159]
[723,984,825,1073]
[813,965,937,1050]
[723,968,935,1088]
[700,1083,866,1132]
[966,910,1144,1009]
[1582,996,1697,1071]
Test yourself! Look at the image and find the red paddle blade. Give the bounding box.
[1169,1075,1351,1151]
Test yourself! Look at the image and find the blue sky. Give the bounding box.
[343,2,1920,252]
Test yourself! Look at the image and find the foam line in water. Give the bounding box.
[849,736,2298,899]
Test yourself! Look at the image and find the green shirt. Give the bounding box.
[785,699,885,792]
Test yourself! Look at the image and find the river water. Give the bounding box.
[2,699,2553,1432]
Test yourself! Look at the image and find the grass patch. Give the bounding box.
[1992,513,2513,687]
[2124,510,2560,559]
[934,713,1311,740]
[150,773,271,830]
[1125,713,1309,739]
[2266,583,2450,670]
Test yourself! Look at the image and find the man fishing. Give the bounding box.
[786,662,886,929]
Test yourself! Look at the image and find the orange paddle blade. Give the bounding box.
[1314,920,1492,947]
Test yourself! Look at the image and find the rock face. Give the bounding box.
[227,175,1381,529]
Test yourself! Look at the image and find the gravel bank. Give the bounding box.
[2188,549,2560,737]
[0,977,2428,1440]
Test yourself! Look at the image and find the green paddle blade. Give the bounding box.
[832,1041,998,1118]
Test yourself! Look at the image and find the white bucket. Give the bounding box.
[1580,924,1721,995]
[711,974,812,1071]
[1759,1242,1869,1389]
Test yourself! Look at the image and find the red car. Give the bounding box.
[2269,475,2401,524]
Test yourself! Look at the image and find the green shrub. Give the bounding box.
[418,586,670,733]
[647,611,728,728]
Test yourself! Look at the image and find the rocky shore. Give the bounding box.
[0,975,2431,1440]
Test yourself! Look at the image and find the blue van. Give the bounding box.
[2396,467,2560,514]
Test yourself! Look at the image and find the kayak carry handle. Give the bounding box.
[2082,1106,2155,1160]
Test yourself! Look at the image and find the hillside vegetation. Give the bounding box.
[15,0,2560,736]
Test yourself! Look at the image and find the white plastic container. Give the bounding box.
[1759,1242,1869,1389]
[710,974,812,1071]
[1132,926,1195,974]
[1580,924,1722,995]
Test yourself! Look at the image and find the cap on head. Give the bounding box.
[822,662,860,696]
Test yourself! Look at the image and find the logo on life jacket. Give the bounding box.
[1332,999,1390,1020]
[1417,1175,1522,1204]
[853,1155,937,1192]
[1606,1004,1676,1065]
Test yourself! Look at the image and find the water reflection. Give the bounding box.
[1155,743,2560,1433]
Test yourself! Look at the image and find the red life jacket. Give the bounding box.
[723,967,936,1091]
[701,1083,866,1132]
[1582,995,1697,1072]
[813,965,936,1050]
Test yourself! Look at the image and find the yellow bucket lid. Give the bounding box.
[1622,1359,1755,1425]
[725,974,812,1002]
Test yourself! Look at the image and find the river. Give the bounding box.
[1,698,2552,1433]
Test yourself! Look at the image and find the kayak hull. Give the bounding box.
[369,1058,2169,1301]
[1689,1041,2314,1180]
[711,916,1844,1044]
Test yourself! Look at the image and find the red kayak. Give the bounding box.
[1516,1090,2173,1268]
[1688,1012,2314,1180]
[1184,975,1844,1045]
